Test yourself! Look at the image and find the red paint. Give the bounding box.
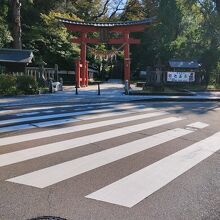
[123,32,130,81]
[72,38,140,44]
[64,21,150,86]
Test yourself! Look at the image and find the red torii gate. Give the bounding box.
[57,17,157,87]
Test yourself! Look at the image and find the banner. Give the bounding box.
[167,72,195,82]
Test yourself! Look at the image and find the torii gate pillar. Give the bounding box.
[123,32,131,81]
[58,16,157,87]
[80,32,87,87]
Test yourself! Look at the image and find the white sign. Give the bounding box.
[167,72,195,82]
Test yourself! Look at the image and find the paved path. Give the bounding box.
[0,81,220,107]
[0,101,219,220]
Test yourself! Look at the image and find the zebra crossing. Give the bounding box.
[0,102,219,209]
[0,103,147,133]
[86,131,220,207]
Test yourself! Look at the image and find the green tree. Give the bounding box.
[8,0,22,49]
[22,12,80,69]
[0,18,12,48]
[120,0,145,21]
[0,0,12,47]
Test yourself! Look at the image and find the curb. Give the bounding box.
[129,97,220,102]
[0,96,219,108]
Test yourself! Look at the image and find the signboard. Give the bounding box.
[99,28,110,43]
[167,72,195,82]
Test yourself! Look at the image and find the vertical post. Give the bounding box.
[125,80,129,95]
[80,32,87,87]
[123,32,131,82]
[98,82,100,95]
[86,61,89,86]
[54,64,58,82]
[75,82,78,95]
[75,58,80,88]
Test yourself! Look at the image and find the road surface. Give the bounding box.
[0,101,219,220]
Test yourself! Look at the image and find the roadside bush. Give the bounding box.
[16,75,38,94]
[37,77,48,89]
[0,74,17,95]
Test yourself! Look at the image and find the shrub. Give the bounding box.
[16,75,38,94]
[37,77,48,89]
[0,74,17,95]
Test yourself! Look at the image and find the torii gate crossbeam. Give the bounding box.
[57,17,157,87]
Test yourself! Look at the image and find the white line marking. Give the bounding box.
[0,110,140,133]
[6,128,193,188]
[0,105,145,126]
[33,111,166,128]
[0,102,115,115]
[0,117,182,168]
[33,118,80,127]
[42,110,54,113]
[0,108,156,132]
[15,112,40,116]
[86,132,220,208]
[0,112,82,126]
[0,124,35,133]
[0,113,124,133]
[187,122,209,129]
[0,109,157,146]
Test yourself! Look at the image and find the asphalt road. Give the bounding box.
[0,101,219,220]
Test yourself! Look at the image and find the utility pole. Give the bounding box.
[9,0,22,49]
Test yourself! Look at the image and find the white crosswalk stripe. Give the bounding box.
[0,124,36,133]
[0,103,217,209]
[0,102,115,115]
[0,109,161,144]
[6,128,193,188]
[0,116,181,167]
[186,122,209,129]
[86,131,219,208]
[0,107,157,134]
[33,110,167,128]
[0,104,143,126]
[15,112,40,116]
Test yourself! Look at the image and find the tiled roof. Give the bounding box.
[169,60,201,69]
[0,48,33,64]
[56,16,157,27]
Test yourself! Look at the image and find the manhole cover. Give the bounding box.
[29,217,67,220]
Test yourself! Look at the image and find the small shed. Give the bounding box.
[169,60,200,70]
[167,59,201,83]
[0,48,34,72]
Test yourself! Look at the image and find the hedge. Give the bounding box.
[16,75,38,94]
[0,74,39,95]
[0,75,17,95]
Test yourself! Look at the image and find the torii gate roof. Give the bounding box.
[57,16,157,27]
[56,16,157,33]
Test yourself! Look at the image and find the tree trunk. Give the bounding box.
[9,0,22,49]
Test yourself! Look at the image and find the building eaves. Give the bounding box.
[56,16,157,27]
[0,49,34,64]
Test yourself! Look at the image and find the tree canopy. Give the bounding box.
[0,0,220,79]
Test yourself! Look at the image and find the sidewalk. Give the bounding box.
[0,81,220,107]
